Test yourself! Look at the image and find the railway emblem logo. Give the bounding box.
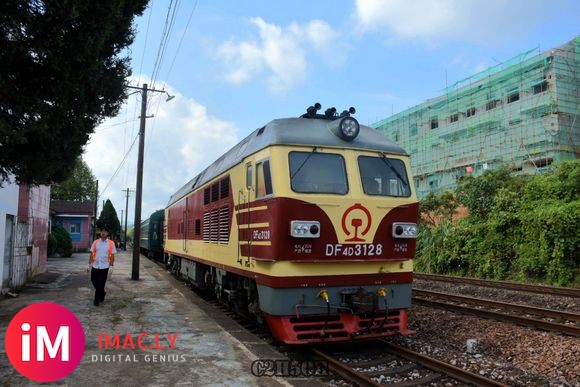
[341,203,372,242]
[4,302,85,382]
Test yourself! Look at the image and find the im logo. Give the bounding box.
[4,302,85,382]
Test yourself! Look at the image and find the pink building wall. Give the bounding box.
[17,185,50,277]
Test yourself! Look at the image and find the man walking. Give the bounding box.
[89,227,116,306]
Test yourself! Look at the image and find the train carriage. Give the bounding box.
[164,104,419,344]
[139,209,165,261]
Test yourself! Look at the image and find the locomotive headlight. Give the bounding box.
[338,117,360,142]
[329,116,360,142]
[290,221,321,238]
[392,222,418,238]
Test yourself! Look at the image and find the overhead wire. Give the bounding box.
[142,0,181,156]
[125,1,154,190]
[100,133,139,198]
[150,0,180,89]
[102,0,184,209]
[95,118,139,131]
[146,0,196,156]
[164,0,198,84]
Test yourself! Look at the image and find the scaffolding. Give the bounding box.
[373,36,579,198]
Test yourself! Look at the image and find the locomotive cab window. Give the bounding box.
[358,156,411,197]
[256,160,273,198]
[246,163,253,189]
[289,151,348,194]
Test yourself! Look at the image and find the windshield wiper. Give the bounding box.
[291,147,318,180]
[379,152,409,188]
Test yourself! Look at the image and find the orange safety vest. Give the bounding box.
[89,239,115,265]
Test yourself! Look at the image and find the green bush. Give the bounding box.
[416,160,580,286]
[51,226,73,257]
[47,232,58,257]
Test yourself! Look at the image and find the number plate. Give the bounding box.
[325,243,383,257]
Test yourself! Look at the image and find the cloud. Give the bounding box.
[84,81,238,226]
[217,17,339,93]
[354,0,549,44]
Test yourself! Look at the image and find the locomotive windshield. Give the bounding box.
[289,151,348,194]
[358,155,411,197]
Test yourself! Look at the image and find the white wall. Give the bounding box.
[0,179,20,291]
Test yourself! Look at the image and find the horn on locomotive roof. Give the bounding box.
[324,107,337,118]
[301,103,357,120]
[303,102,321,118]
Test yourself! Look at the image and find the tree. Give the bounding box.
[51,226,73,257]
[419,191,459,227]
[456,166,526,220]
[97,199,121,240]
[51,157,97,201]
[0,0,148,185]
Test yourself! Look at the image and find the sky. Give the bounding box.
[83,0,579,226]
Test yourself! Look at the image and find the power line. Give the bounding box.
[146,0,195,155]
[136,0,154,87]
[99,133,139,197]
[150,0,181,88]
[95,118,139,131]
[164,0,198,83]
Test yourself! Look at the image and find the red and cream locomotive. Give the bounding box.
[164,104,419,344]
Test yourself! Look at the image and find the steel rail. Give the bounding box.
[414,273,580,298]
[413,297,580,337]
[380,341,508,387]
[413,289,580,321]
[310,349,381,387]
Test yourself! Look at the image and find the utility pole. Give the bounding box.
[131,83,148,280]
[120,209,123,243]
[127,83,174,280]
[93,180,99,240]
[122,188,134,251]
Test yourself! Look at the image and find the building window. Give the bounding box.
[486,100,498,110]
[430,117,439,130]
[449,113,458,123]
[394,131,399,142]
[533,81,548,94]
[70,223,80,234]
[466,107,476,117]
[409,123,417,137]
[507,91,520,104]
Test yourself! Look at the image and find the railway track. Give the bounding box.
[414,273,580,298]
[412,289,580,337]
[311,341,507,386]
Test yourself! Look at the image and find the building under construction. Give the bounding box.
[373,36,579,198]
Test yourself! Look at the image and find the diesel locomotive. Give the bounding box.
[163,104,419,344]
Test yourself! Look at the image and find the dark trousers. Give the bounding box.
[91,267,109,302]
